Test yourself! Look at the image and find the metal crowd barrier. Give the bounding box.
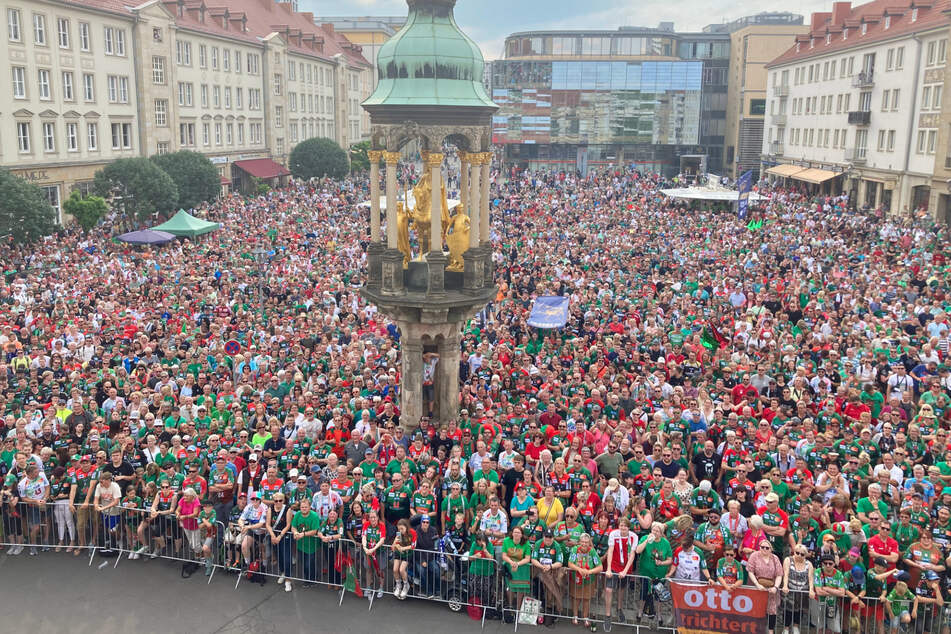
[1,502,940,634]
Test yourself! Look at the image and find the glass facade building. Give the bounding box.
[492,27,730,175]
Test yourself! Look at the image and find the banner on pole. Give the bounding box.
[670,582,769,634]
[526,296,570,329]
[737,170,753,220]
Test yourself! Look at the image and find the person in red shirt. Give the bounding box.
[730,374,759,407]
[604,517,638,626]
[867,519,900,571]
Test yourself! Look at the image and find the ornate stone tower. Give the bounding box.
[360,0,497,430]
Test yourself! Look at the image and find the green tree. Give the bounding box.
[289,137,349,180]
[350,140,371,173]
[62,190,109,231]
[0,169,58,242]
[93,158,178,220]
[151,150,219,211]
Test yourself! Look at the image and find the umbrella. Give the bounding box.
[117,230,176,245]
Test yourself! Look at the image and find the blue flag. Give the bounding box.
[737,170,753,220]
[527,296,570,329]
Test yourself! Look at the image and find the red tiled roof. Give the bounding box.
[767,0,951,67]
[233,158,289,179]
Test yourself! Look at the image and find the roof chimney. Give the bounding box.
[322,22,335,33]
[831,1,851,24]
[810,11,831,32]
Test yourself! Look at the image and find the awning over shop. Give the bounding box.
[792,168,839,184]
[765,164,805,178]
[233,158,290,179]
[220,176,232,185]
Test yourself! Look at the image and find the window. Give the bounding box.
[912,7,919,21]
[62,71,73,100]
[223,48,230,71]
[273,74,282,95]
[934,85,943,109]
[176,40,191,65]
[156,142,169,155]
[878,130,887,151]
[247,53,258,74]
[108,75,118,102]
[861,22,867,36]
[8,8,21,41]
[887,130,895,152]
[215,122,222,145]
[928,41,937,66]
[33,13,46,44]
[290,121,298,143]
[941,40,948,64]
[179,122,195,146]
[38,69,51,100]
[16,121,30,152]
[918,130,927,153]
[42,186,60,222]
[66,122,78,151]
[211,47,218,69]
[12,66,25,98]
[882,89,890,111]
[79,22,89,51]
[289,92,297,112]
[287,61,295,81]
[249,89,260,110]
[202,122,210,146]
[152,56,165,84]
[212,85,220,108]
[200,84,208,108]
[115,29,125,55]
[226,123,233,145]
[87,122,97,150]
[892,89,899,111]
[237,123,244,145]
[275,105,283,127]
[178,82,193,107]
[111,122,132,149]
[884,16,890,30]
[57,17,69,48]
[224,87,231,109]
[929,129,937,153]
[234,51,241,74]
[154,99,167,126]
[886,48,894,71]
[924,86,933,109]
[104,26,113,54]
[235,88,243,109]
[199,44,206,68]
[42,122,55,152]
[896,47,904,70]
[83,73,94,101]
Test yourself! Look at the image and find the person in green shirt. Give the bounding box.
[813,555,847,631]
[857,486,890,524]
[714,545,745,590]
[291,498,320,584]
[885,580,915,632]
[468,531,498,611]
[198,500,217,575]
[567,532,603,630]
[635,522,673,619]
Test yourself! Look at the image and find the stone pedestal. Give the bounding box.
[463,246,484,294]
[400,337,424,429]
[367,242,384,289]
[426,251,447,296]
[381,248,405,296]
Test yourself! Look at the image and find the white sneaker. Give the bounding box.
[376,586,384,598]
[393,581,403,599]
[128,551,135,560]
[792,627,800,634]
[150,550,159,560]
[135,546,148,556]
[781,629,788,634]
[401,582,410,599]
[284,580,292,592]
[131,552,140,560]
[8,545,20,556]
[278,574,285,584]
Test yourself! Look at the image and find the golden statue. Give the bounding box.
[396,201,412,268]
[445,212,470,272]
[440,181,452,241]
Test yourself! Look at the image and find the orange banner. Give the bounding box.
[670,582,769,634]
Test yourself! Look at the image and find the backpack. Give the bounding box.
[246,560,266,585]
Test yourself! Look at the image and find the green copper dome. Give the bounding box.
[363,0,497,109]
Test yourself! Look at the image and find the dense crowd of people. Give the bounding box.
[0,161,950,633]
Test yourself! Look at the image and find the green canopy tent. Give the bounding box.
[151,209,221,237]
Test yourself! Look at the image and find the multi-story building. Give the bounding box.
[489,24,745,175]
[0,0,371,214]
[712,14,809,179]
[762,0,949,215]
[0,0,139,221]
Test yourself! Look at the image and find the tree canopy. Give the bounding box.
[62,190,109,231]
[0,169,58,242]
[289,137,349,180]
[350,140,371,173]
[151,151,219,211]
[93,158,178,220]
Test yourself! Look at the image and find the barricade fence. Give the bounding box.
[0,502,943,633]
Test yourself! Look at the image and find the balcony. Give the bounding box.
[851,70,874,87]
[845,147,867,163]
[774,84,789,97]
[770,141,784,155]
[847,110,871,125]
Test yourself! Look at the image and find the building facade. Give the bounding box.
[717,16,809,179]
[0,0,371,217]
[762,0,949,215]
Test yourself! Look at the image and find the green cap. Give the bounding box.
[70,454,82,461]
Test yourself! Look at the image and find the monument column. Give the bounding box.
[435,332,461,423]
[400,333,424,431]
[480,152,491,246]
[459,151,469,215]
[381,150,404,295]
[468,153,482,249]
[463,152,483,293]
[425,151,447,296]
[366,150,384,288]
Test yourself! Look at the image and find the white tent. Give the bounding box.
[660,187,768,202]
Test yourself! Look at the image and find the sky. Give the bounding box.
[306,0,837,59]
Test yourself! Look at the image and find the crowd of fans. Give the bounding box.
[0,162,950,633]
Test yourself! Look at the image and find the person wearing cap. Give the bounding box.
[68,453,97,554]
[812,553,847,634]
[693,507,727,571]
